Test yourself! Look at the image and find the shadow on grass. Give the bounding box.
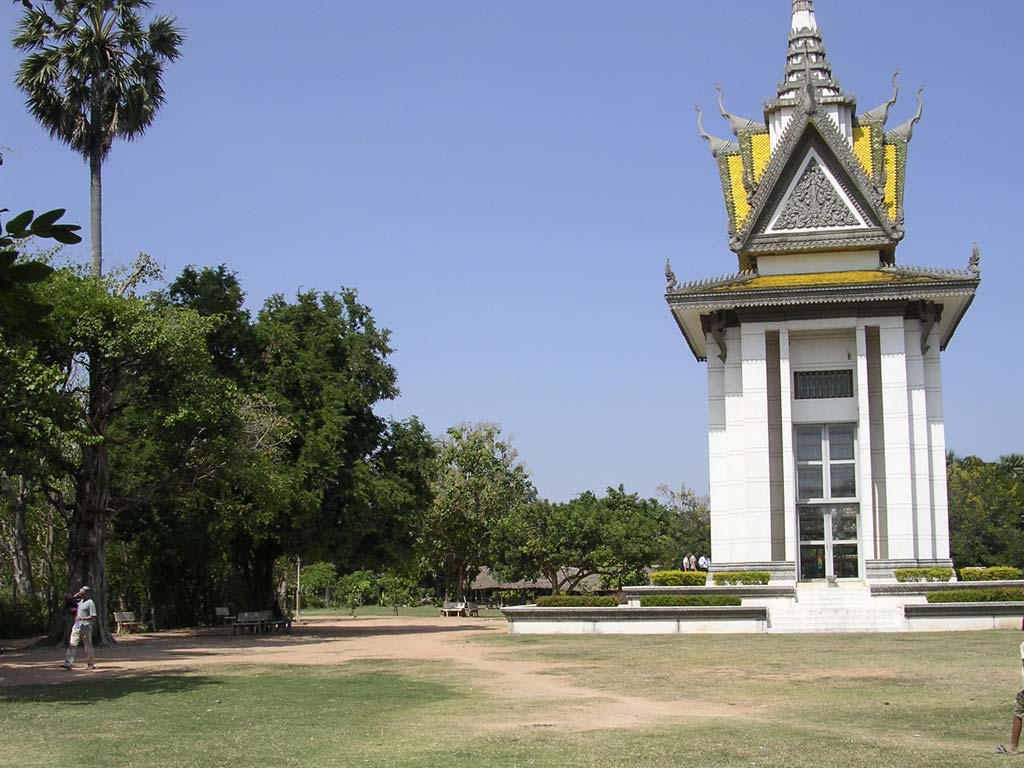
[0,618,502,687]
[0,672,220,704]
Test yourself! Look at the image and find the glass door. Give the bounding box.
[799,505,859,580]
[795,424,860,581]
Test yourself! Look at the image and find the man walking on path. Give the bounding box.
[61,586,96,670]
[996,618,1024,754]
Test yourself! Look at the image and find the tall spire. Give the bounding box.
[791,0,817,33]
[772,0,848,109]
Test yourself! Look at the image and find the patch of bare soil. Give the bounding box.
[0,616,737,730]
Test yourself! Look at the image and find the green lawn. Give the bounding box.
[2,630,1018,767]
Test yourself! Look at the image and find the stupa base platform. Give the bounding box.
[502,582,1024,635]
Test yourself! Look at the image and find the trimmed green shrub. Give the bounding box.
[959,566,1024,581]
[650,570,706,587]
[535,595,619,608]
[712,571,771,585]
[640,595,742,607]
[894,567,954,583]
[926,588,1024,603]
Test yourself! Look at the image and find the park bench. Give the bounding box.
[440,601,480,617]
[233,610,292,635]
[215,606,235,625]
[233,611,265,634]
[113,611,143,634]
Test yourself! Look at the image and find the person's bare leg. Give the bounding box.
[1011,715,1022,753]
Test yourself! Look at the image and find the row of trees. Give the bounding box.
[1,219,710,641]
[0,248,439,643]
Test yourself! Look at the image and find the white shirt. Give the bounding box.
[75,598,96,623]
[1018,640,1024,688]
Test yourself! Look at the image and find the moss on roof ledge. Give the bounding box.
[712,269,946,292]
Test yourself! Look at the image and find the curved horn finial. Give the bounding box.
[715,83,728,120]
[889,68,901,106]
[714,83,766,137]
[695,104,737,158]
[860,69,900,124]
[891,86,924,142]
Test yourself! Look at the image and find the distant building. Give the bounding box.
[666,0,979,583]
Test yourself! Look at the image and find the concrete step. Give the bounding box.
[765,587,905,632]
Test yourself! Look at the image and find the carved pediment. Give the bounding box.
[733,113,899,257]
[769,157,861,232]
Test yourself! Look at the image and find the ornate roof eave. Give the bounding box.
[665,271,979,312]
[730,106,901,256]
[666,266,978,359]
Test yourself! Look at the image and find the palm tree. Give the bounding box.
[13,0,184,278]
[1000,454,1024,481]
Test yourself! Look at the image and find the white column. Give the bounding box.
[879,317,915,559]
[779,328,797,563]
[707,331,728,563]
[855,324,875,565]
[923,323,950,560]
[741,324,772,562]
[905,320,933,559]
[721,326,746,564]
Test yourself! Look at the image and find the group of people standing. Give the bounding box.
[681,552,709,572]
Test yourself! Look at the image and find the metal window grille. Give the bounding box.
[794,370,853,400]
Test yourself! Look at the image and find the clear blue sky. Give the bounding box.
[3,1,1019,502]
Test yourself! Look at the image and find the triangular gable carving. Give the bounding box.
[767,154,864,232]
[731,109,902,259]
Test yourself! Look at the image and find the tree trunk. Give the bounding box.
[47,440,114,647]
[89,140,103,278]
[10,477,35,600]
[1,476,35,603]
[244,547,276,609]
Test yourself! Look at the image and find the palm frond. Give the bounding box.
[13,0,184,156]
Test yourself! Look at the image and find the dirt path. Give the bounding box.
[0,616,737,730]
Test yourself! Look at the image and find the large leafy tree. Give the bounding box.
[13,0,184,278]
[0,208,83,610]
[418,423,536,599]
[948,452,1024,569]
[655,483,711,567]
[248,289,403,603]
[491,486,671,594]
[33,258,219,645]
[168,272,424,608]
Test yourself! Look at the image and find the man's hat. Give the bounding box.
[77,586,91,595]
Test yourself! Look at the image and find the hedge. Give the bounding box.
[640,595,742,607]
[650,570,706,587]
[894,568,954,583]
[959,566,1024,581]
[926,588,1024,603]
[535,595,619,608]
[712,571,770,585]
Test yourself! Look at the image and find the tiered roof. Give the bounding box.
[667,0,979,362]
[693,0,925,266]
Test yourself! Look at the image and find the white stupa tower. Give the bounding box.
[666,0,980,583]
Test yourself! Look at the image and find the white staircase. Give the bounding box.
[767,584,905,633]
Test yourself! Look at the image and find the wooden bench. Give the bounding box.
[233,611,264,635]
[113,611,143,634]
[440,601,480,617]
[215,606,235,625]
[233,610,292,635]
